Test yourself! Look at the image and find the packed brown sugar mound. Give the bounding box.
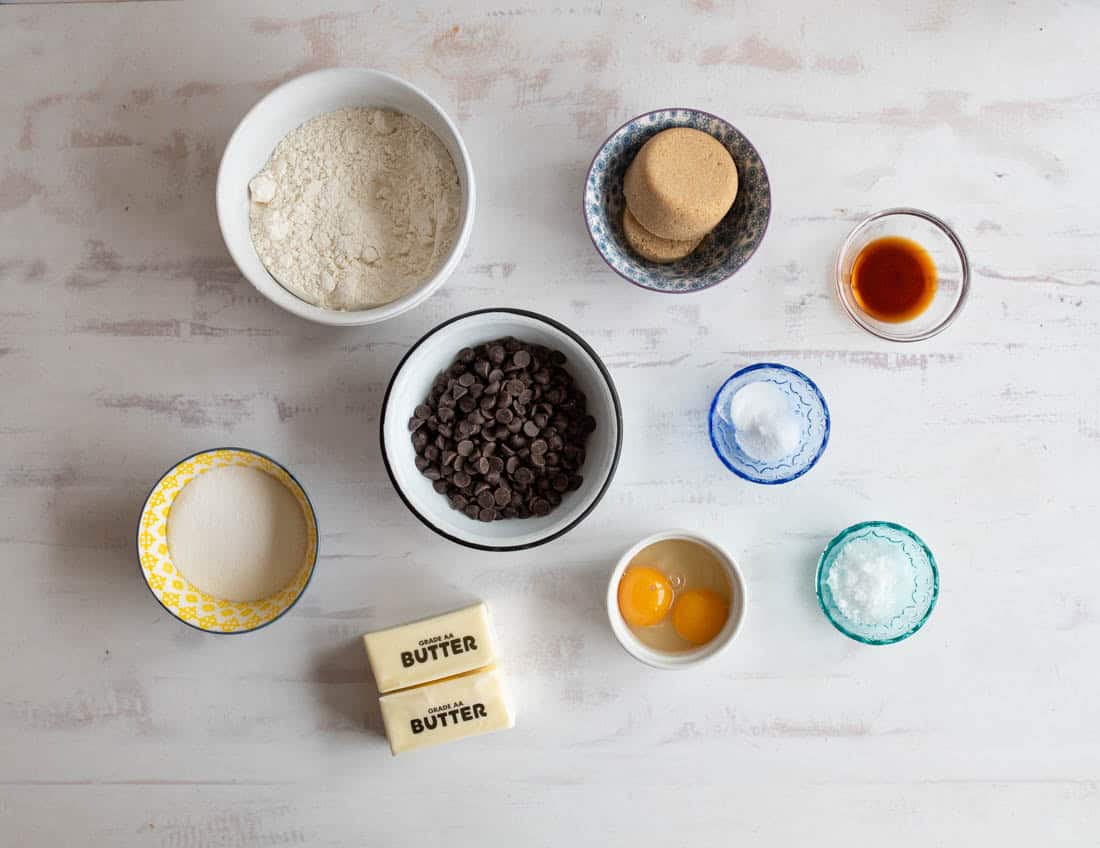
[623,128,738,248]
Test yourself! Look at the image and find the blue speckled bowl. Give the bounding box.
[584,108,771,293]
[816,521,939,645]
[709,363,829,484]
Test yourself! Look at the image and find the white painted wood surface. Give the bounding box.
[2,1,1099,844]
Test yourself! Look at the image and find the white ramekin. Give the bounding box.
[607,529,747,669]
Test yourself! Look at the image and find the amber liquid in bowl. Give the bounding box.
[851,236,937,323]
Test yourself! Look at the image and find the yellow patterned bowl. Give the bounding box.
[136,448,319,634]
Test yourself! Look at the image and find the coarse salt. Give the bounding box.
[826,537,914,625]
[729,380,801,462]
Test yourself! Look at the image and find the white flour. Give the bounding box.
[249,107,461,310]
[167,466,308,602]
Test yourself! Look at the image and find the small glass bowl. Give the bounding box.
[708,363,830,484]
[816,521,939,645]
[835,208,969,342]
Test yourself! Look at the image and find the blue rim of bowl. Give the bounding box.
[379,307,624,552]
[707,362,831,484]
[583,107,772,294]
[815,520,939,645]
[135,447,320,636]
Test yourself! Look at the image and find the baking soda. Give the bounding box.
[729,381,801,462]
[166,466,308,602]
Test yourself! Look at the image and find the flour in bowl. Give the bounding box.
[166,465,309,602]
[248,107,462,310]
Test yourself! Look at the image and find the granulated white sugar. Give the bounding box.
[166,465,308,603]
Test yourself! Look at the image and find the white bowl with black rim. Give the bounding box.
[381,309,622,551]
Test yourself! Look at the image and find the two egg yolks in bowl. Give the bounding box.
[617,538,732,651]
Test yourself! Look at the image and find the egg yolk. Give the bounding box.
[617,566,673,627]
[671,589,729,645]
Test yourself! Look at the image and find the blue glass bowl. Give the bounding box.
[816,521,939,645]
[583,108,771,293]
[708,363,829,484]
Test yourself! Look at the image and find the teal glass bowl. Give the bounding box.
[816,521,938,645]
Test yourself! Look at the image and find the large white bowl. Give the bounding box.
[381,309,622,551]
[216,68,476,326]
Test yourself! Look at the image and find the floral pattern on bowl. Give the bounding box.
[136,448,319,634]
[584,108,771,293]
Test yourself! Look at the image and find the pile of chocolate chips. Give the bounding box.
[409,337,596,522]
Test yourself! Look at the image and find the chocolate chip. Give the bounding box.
[409,336,595,523]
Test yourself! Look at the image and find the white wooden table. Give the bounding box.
[3,1,1098,844]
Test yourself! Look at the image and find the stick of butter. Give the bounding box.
[378,665,515,755]
[362,603,497,694]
